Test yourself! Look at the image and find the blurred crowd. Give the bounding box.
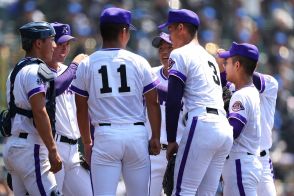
[0,0,293,195]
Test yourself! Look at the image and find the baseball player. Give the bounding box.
[70,7,161,196]
[47,22,92,196]
[147,32,185,196]
[159,9,233,195]
[218,42,263,196]
[217,50,278,196]
[3,21,62,195]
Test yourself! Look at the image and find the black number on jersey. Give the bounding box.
[98,64,131,94]
[208,61,220,86]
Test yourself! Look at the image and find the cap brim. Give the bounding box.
[129,24,136,31]
[152,36,172,48]
[218,51,231,59]
[158,22,170,29]
[57,35,76,43]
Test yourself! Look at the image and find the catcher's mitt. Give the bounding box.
[222,86,232,113]
[162,154,176,196]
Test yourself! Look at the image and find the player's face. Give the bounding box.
[224,57,236,83]
[168,24,182,49]
[39,36,56,63]
[158,41,173,69]
[52,41,71,63]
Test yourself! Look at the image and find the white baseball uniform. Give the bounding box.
[71,48,159,196]
[51,64,93,196]
[146,66,185,196]
[168,42,233,195]
[222,84,262,196]
[3,58,59,196]
[255,73,278,196]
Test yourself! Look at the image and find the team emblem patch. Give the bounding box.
[232,101,245,112]
[36,78,45,85]
[168,58,175,69]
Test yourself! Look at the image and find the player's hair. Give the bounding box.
[100,23,130,42]
[21,38,47,52]
[232,55,257,75]
[183,23,198,37]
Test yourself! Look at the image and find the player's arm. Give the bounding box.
[29,92,62,173]
[166,75,184,159]
[75,94,92,164]
[55,54,88,96]
[228,116,245,139]
[145,88,161,155]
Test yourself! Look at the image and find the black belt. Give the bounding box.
[161,144,168,150]
[226,152,253,159]
[206,107,218,115]
[98,122,145,126]
[260,150,267,157]
[54,133,78,145]
[19,132,28,139]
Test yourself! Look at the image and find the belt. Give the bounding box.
[260,150,268,157]
[18,132,28,139]
[206,107,218,115]
[161,144,168,150]
[226,152,253,159]
[98,122,145,126]
[54,133,78,145]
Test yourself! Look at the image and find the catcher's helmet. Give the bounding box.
[19,21,56,40]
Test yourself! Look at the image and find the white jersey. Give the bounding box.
[145,66,184,144]
[257,74,278,150]
[168,41,225,115]
[6,59,48,136]
[71,48,159,125]
[51,64,80,139]
[228,84,261,155]
[227,73,278,150]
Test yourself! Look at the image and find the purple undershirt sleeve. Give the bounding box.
[228,117,245,139]
[253,72,264,93]
[220,71,227,88]
[55,62,78,96]
[166,75,184,143]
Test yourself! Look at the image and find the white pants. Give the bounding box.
[149,149,168,196]
[222,152,262,196]
[257,153,276,196]
[91,124,150,196]
[3,135,59,196]
[55,140,93,196]
[173,115,233,196]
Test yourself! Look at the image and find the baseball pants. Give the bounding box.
[54,140,93,196]
[257,151,276,196]
[3,135,59,196]
[222,152,263,196]
[91,123,150,196]
[149,148,168,196]
[173,114,233,196]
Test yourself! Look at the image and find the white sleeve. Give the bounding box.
[142,57,159,94]
[70,58,89,97]
[228,92,248,125]
[168,50,187,84]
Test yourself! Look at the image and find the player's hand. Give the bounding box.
[149,138,161,155]
[48,150,62,173]
[83,143,92,166]
[166,142,178,161]
[216,49,226,73]
[72,53,88,65]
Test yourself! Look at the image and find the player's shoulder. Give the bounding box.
[263,73,278,88]
[152,65,163,73]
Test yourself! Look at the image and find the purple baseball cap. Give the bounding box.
[158,9,200,29]
[152,32,172,48]
[51,22,76,44]
[100,7,136,30]
[218,42,259,61]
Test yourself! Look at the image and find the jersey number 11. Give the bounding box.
[98,64,131,94]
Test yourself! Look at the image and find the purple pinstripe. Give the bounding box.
[235,159,245,196]
[34,144,46,196]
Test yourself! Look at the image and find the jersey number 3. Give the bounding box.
[208,61,220,86]
[98,64,131,94]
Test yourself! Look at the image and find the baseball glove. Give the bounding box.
[222,86,232,113]
[162,154,176,196]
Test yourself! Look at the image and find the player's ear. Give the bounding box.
[177,23,184,31]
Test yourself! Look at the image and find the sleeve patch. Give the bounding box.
[168,58,175,69]
[232,101,245,112]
